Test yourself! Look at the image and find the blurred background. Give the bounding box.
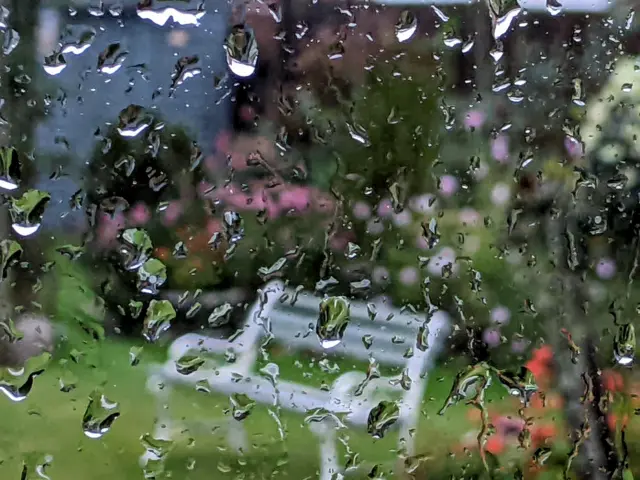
[0,0,639,478]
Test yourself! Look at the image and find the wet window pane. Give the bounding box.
[0,0,637,478]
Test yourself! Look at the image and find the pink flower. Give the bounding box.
[278,186,311,213]
[96,212,125,248]
[399,266,419,286]
[463,110,486,130]
[459,207,480,227]
[207,219,222,236]
[312,190,334,214]
[427,247,458,277]
[491,135,510,163]
[483,328,501,348]
[128,202,151,226]
[376,198,393,218]
[352,201,372,220]
[162,201,183,226]
[214,129,232,154]
[438,175,459,197]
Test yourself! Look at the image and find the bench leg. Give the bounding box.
[140,373,174,467]
[310,421,341,480]
[227,417,248,454]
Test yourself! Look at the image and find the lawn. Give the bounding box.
[0,335,485,480]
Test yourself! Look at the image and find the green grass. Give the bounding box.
[0,335,485,480]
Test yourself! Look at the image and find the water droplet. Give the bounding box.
[9,189,50,237]
[142,300,176,342]
[3,28,19,55]
[488,0,521,40]
[230,393,256,420]
[120,228,153,271]
[224,24,259,78]
[117,105,154,138]
[140,433,174,478]
[169,55,201,95]
[137,258,167,295]
[129,346,143,366]
[416,322,429,351]
[82,389,120,439]
[97,43,128,74]
[367,400,400,439]
[362,334,373,349]
[0,239,21,282]
[395,10,417,43]
[222,210,244,244]
[316,296,351,349]
[0,352,51,402]
[614,323,635,366]
[175,354,206,375]
[60,24,96,55]
[546,0,563,16]
[43,52,66,75]
[207,302,234,327]
[136,0,205,26]
[439,362,492,415]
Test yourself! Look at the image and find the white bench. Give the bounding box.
[144,281,450,479]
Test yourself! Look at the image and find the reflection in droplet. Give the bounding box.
[0,352,51,402]
[136,0,205,26]
[117,104,154,138]
[614,323,635,366]
[170,55,201,95]
[142,300,176,342]
[395,10,417,43]
[97,43,128,74]
[224,24,259,78]
[137,258,167,295]
[0,146,21,190]
[59,24,96,55]
[9,189,50,237]
[43,52,66,75]
[230,393,256,421]
[367,400,400,439]
[120,228,153,271]
[82,389,120,439]
[316,296,351,349]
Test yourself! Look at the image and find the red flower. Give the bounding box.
[602,369,624,393]
[525,345,554,388]
[485,435,506,455]
[531,423,557,448]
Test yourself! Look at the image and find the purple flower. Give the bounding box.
[490,305,511,325]
[438,175,459,197]
[491,183,511,206]
[511,338,529,354]
[483,328,501,348]
[491,135,510,163]
[409,193,437,214]
[398,266,419,286]
[463,110,486,130]
[391,210,412,228]
[595,258,616,280]
[564,135,584,159]
[427,247,457,277]
[366,218,384,236]
[372,266,390,284]
[352,201,372,221]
